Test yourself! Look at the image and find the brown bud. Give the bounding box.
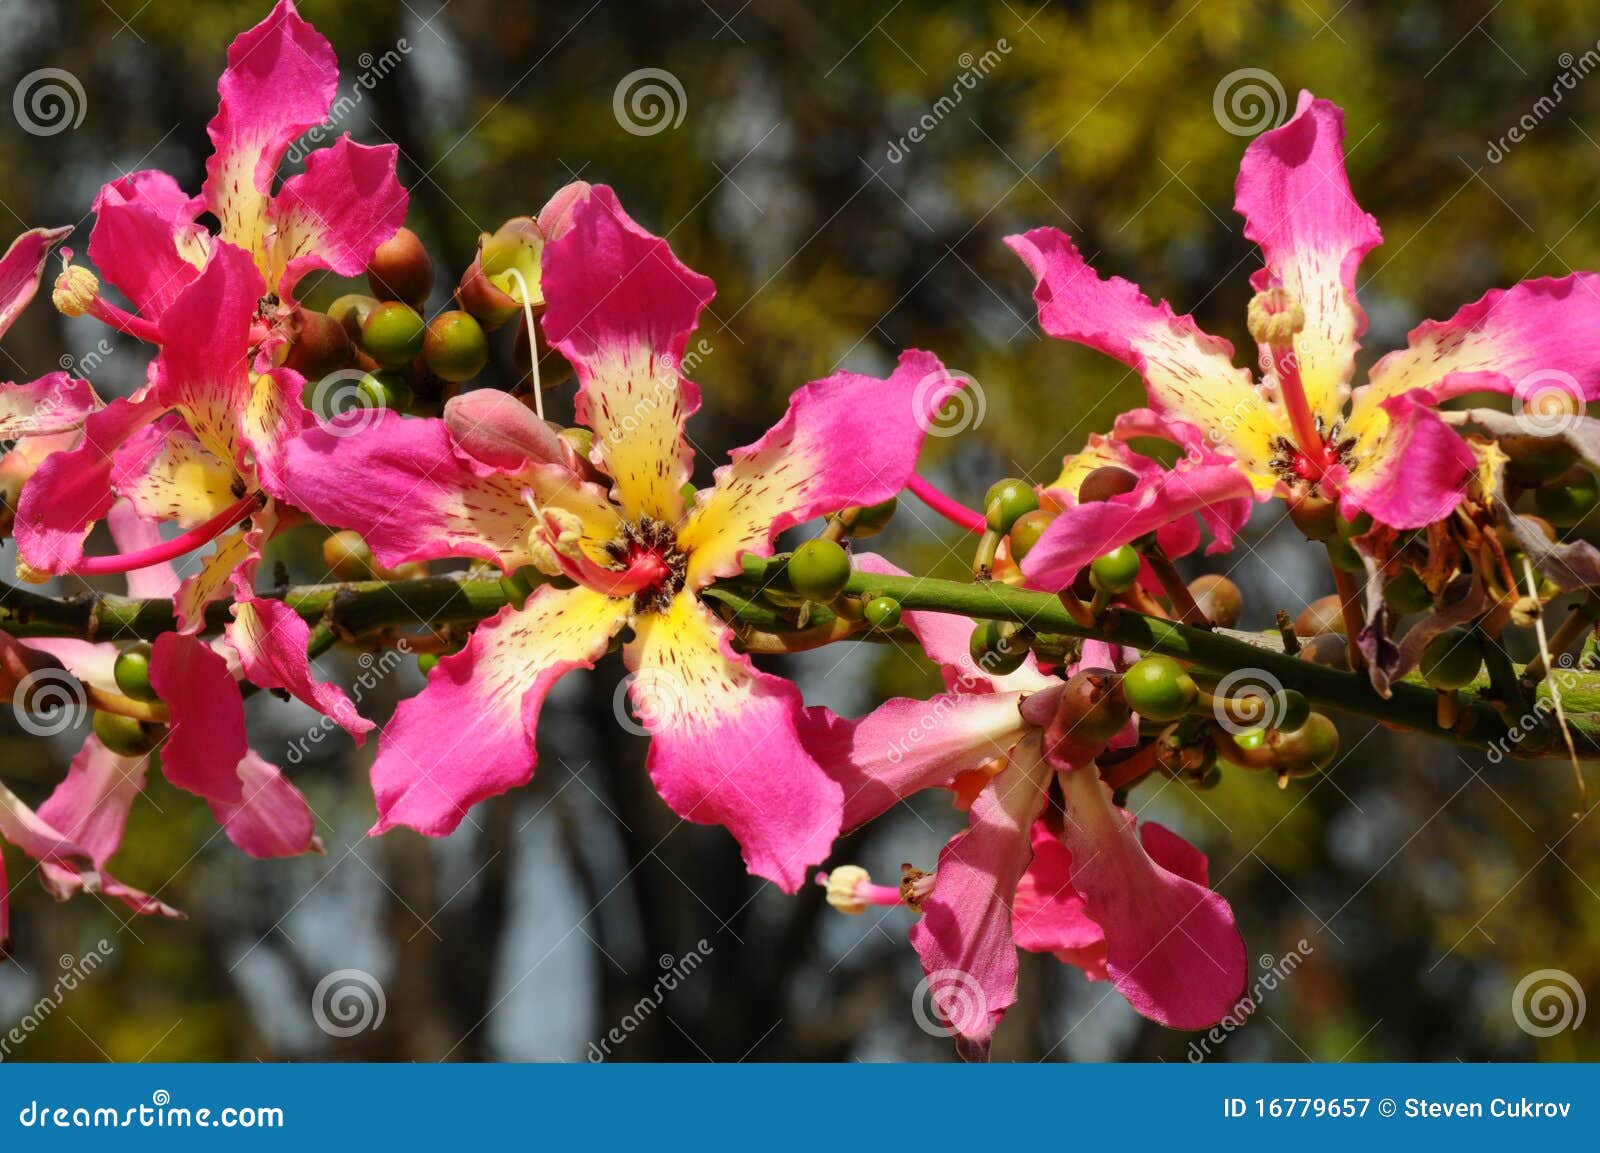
[1188,573,1243,628]
[1044,668,1130,768]
[284,307,353,381]
[1077,466,1139,505]
[367,227,434,305]
[1293,594,1346,638]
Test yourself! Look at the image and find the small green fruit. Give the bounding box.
[969,620,1027,676]
[92,710,154,756]
[361,301,427,368]
[787,539,852,602]
[1120,656,1197,722]
[848,497,898,539]
[1089,545,1141,594]
[984,478,1039,534]
[862,596,902,631]
[1420,627,1483,689]
[422,310,489,382]
[1007,509,1056,563]
[112,643,157,703]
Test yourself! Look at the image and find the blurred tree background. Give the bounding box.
[2,0,1598,1061]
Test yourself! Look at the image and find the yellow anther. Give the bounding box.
[821,865,872,915]
[1247,287,1305,348]
[52,264,101,318]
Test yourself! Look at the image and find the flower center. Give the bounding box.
[1268,417,1358,490]
[604,516,688,613]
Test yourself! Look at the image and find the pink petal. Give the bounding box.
[88,171,206,318]
[1012,820,1103,960]
[1235,92,1382,422]
[148,632,247,804]
[0,372,100,438]
[226,595,373,741]
[1331,392,1476,529]
[203,0,337,261]
[269,137,408,297]
[678,350,964,585]
[207,751,322,858]
[283,410,618,572]
[370,586,630,837]
[1022,458,1254,589]
[1057,766,1246,1029]
[801,690,1031,830]
[35,736,148,867]
[541,184,715,524]
[1006,227,1278,484]
[909,735,1053,1052]
[14,394,162,571]
[0,225,71,338]
[628,592,843,893]
[1362,273,1600,408]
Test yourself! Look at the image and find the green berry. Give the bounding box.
[1089,545,1141,594]
[968,620,1027,676]
[112,643,157,703]
[1269,688,1311,733]
[418,652,440,675]
[1504,435,1577,484]
[787,539,852,602]
[984,478,1039,534]
[1420,628,1483,689]
[848,497,898,539]
[92,710,153,757]
[1535,468,1599,528]
[361,301,427,368]
[367,227,434,305]
[1383,567,1433,615]
[560,426,594,462]
[1007,509,1056,563]
[327,293,381,341]
[1120,656,1197,722]
[1274,713,1340,773]
[357,370,414,413]
[863,596,903,631]
[1233,726,1267,752]
[422,310,489,382]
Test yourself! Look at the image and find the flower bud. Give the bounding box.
[322,530,376,580]
[457,217,545,330]
[1076,465,1139,505]
[1044,667,1129,767]
[423,310,489,382]
[443,389,567,471]
[1293,594,1346,638]
[1187,573,1242,628]
[328,293,382,342]
[283,306,353,381]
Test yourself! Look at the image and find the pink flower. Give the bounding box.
[1,228,103,444]
[63,0,406,340]
[1008,92,1600,532]
[803,557,1246,1056]
[282,185,963,891]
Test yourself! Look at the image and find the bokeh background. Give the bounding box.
[3,0,1599,1061]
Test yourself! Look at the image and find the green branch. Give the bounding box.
[4,560,1596,761]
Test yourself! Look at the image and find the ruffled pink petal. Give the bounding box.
[35,735,147,866]
[283,410,618,572]
[207,751,322,858]
[148,632,247,804]
[1363,275,1600,408]
[14,395,163,571]
[908,735,1053,1053]
[203,0,337,265]
[268,137,408,296]
[88,171,207,319]
[0,372,100,438]
[154,241,302,495]
[1056,766,1246,1029]
[678,350,964,584]
[226,594,372,741]
[801,691,1031,831]
[1006,227,1279,485]
[0,225,71,338]
[1332,392,1476,529]
[1235,92,1382,422]
[370,585,630,837]
[628,591,843,893]
[1022,459,1254,589]
[541,184,716,524]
